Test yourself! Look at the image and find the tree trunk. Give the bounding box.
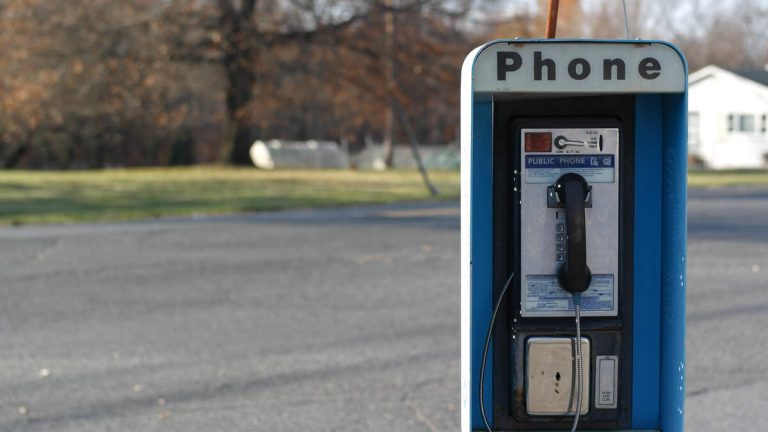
[382,0,396,168]
[3,143,30,169]
[220,0,258,165]
[230,117,255,165]
[224,49,258,165]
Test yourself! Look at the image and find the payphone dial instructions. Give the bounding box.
[520,128,619,318]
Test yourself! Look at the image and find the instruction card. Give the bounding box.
[524,274,615,313]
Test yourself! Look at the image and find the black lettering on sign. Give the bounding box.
[494,51,665,82]
[639,57,661,79]
[603,58,626,80]
[568,58,591,80]
[534,51,556,81]
[497,52,522,80]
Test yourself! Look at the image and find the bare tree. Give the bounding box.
[0,0,203,167]
[165,0,378,165]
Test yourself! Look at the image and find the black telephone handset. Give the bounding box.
[554,173,592,293]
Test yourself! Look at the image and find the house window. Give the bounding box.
[728,113,756,133]
[740,114,755,132]
[762,114,767,134]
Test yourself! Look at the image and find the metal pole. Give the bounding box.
[545,0,559,38]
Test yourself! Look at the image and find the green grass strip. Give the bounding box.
[0,167,460,226]
[688,170,768,188]
[2,167,766,226]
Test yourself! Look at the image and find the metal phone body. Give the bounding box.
[526,337,591,416]
[519,127,620,317]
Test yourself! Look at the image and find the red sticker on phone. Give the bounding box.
[525,132,552,152]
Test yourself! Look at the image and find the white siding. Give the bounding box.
[688,66,768,169]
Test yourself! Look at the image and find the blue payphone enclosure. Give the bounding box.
[460,40,687,432]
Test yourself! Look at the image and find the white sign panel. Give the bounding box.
[473,41,685,94]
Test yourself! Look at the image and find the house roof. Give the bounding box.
[723,67,768,87]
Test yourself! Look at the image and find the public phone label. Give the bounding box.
[525,154,615,184]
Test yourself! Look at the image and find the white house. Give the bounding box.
[688,65,768,169]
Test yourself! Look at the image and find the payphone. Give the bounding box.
[486,115,633,431]
[520,124,621,418]
[461,40,687,432]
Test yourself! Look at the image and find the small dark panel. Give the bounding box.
[525,132,552,152]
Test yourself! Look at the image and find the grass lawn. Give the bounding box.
[1,167,766,226]
[688,170,768,188]
[0,167,460,226]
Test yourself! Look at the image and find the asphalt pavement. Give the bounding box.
[0,187,766,431]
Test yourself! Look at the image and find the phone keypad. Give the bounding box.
[555,215,566,261]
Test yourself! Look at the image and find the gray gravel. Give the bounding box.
[0,190,765,431]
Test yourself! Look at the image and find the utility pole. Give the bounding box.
[382,0,396,168]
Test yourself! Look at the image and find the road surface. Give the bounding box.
[0,187,765,431]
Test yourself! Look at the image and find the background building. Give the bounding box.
[688,65,768,169]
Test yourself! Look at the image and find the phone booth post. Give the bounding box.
[460,40,687,432]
